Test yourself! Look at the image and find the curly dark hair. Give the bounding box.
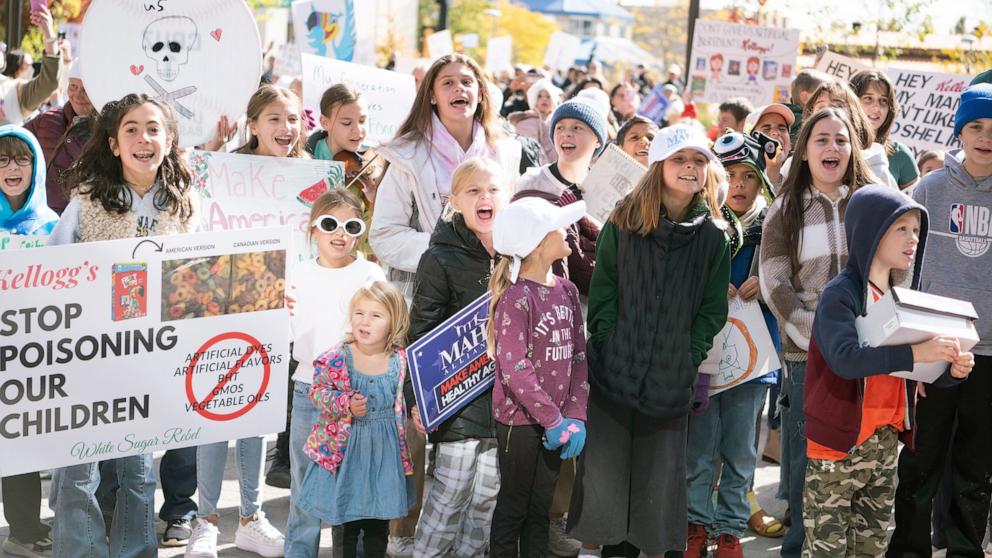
[65,93,193,220]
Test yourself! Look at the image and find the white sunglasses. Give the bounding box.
[312,214,366,237]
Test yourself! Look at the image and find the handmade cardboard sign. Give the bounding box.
[580,144,647,224]
[543,31,581,72]
[701,298,781,395]
[0,227,290,476]
[79,0,262,147]
[301,54,416,146]
[187,150,344,268]
[687,20,800,107]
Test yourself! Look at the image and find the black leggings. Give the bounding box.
[343,519,389,558]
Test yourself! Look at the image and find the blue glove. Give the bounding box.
[543,417,578,450]
[559,420,586,460]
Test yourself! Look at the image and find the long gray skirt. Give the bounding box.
[567,389,689,555]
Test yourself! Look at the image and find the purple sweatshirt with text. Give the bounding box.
[492,277,589,427]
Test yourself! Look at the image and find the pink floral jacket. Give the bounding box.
[304,344,414,476]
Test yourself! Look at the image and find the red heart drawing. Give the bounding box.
[130,64,144,76]
[210,28,222,42]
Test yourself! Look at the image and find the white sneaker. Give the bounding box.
[184,520,219,558]
[234,512,285,558]
[386,535,414,558]
[549,517,581,557]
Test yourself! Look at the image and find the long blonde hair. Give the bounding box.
[392,54,503,146]
[346,281,410,350]
[611,158,726,235]
[486,256,516,357]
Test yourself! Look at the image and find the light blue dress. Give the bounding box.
[298,346,416,524]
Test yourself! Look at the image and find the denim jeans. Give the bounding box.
[196,436,265,518]
[159,447,197,521]
[52,455,157,558]
[686,382,766,538]
[779,360,807,558]
[285,381,322,557]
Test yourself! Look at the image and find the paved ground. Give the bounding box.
[0,421,979,557]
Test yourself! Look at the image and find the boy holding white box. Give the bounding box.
[888,83,992,558]
[802,185,974,557]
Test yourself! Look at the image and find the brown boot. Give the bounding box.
[761,427,781,464]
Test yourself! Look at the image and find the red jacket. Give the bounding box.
[23,103,90,214]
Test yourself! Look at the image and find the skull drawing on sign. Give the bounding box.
[141,16,199,82]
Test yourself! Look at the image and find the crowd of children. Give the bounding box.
[1,31,991,558]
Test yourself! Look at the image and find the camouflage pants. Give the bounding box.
[801,426,899,558]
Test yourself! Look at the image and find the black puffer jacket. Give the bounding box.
[406,213,495,443]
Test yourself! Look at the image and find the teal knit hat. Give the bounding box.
[549,99,608,157]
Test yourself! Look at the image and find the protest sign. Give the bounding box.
[426,30,454,60]
[394,56,431,76]
[408,293,494,432]
[815,51,965,157]
[543,31,581,72]
[458,33,480,49]
[272,42,303,80]
[58,22,83,56]
[687,20,800,107]
[291,0,372,66]
[301,54,417,146]
[486,36,513,74]
[0,234,48,252]
[187,150,344,267]
[580,144,647,224]
[701,298,780,395]
[637,83,673,123]
[79,0,262,148]
[0,227,291,476]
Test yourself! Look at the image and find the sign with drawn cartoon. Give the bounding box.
[79,0,262,148]
[291,0,356,60]
[687,19,799,107]
[699,298,781,395]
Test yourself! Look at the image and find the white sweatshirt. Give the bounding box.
[290,255,386,384]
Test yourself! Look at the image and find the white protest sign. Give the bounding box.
[394,56,432,76]
[580,144,647,224]
[187,150,344,268]
[0,234,48,252]
[272,42,303,80]
[0,227,290,476]
[486,36,513,74]
[426,30,454,60]
[701,298,781,395]
[687,20,800,107]
[291,0,373,66]
[301,53,417,146]
[79,0,262,148]
[458,33,480,49]
[815,51,966,157]
[543,31,581,72]
[58,22,83,57]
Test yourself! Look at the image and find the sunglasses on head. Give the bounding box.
[312,215,366,237]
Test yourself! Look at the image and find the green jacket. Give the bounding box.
[587,202,730,418]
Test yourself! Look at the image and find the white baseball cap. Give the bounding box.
[647,123,718,166]
[493,197,586,283]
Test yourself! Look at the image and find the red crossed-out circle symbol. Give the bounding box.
[185,332,271,421]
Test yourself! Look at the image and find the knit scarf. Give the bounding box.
[720,195,766,256]
[428,113,494,196]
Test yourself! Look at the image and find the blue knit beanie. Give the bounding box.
[954,83,992,137]
[549,99,608,157]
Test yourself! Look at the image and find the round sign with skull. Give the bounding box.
[79,0,262,147]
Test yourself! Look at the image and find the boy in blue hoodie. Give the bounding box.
[0,124,59,558]
[887,83,992,557]
[802,185,974,557]
[0,124,58,235]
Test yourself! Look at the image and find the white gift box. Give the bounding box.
[855,287,979,383]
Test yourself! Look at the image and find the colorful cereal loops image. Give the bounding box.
[229,250,286,314]
[161,255,231,321]
[160,250,286,321]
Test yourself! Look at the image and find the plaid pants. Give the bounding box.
[414,438,500,558]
